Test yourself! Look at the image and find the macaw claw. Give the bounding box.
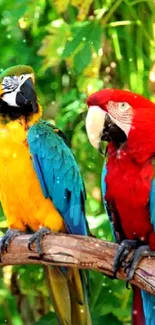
[0,229,23,260]
[125,245,155,283]
[113,239,139,277]
[28,227,51,255]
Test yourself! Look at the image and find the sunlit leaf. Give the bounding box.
[38,19,70,69]
[62,22,102,58]
[71,0,93,20]
[52,0,70,13]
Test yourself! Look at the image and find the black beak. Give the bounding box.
[101,113,127,148]
[16,78,38,113]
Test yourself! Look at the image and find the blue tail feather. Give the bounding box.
[141,290,155,325]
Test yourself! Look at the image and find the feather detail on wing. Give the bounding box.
[27,120,87,236]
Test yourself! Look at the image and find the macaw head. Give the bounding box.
[0,65,40,120]
[86,88,155,159]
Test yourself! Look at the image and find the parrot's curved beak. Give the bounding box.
[86,105,106,151]
[16,78,38,113]
[86,105,127,155]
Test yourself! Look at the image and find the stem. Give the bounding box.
[102,0,124,25]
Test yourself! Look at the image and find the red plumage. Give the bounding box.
[105,142,155,249]
[88,88,155,249]
[87,88,155,111]
[87,88,155,324]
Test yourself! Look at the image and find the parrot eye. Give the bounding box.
[20,74,25,81]
[118,102,131,112]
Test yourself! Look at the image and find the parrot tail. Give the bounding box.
[132,286,155,325]
[141,289,155,325]
[44,266,91,325]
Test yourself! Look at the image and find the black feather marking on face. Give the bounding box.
[101,113,127,148]
[2,76,18,93]
[0,98,38,121]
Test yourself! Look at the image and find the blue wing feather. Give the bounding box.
[141,290,155,325]
[140,166,155,324]
[101,163,107,198]
[27,121,87,236]
[135,161,155,324]
[32,155,48,199]
[150,177,155,232]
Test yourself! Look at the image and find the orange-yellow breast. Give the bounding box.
[0,120,65,232]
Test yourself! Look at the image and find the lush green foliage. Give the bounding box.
[0,0,154,324]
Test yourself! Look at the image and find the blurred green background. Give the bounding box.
[0,0,155,324]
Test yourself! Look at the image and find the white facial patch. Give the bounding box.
[107,101,133,136]
[86,105,106,149]
[2,91,17,107]
[2,73,34,107]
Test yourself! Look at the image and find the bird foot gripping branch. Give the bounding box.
[113,239,139,278]
[124,245,155,282]
[28,227,51,254]
[113,240,155,288]
[0,227,52,260]
[0,229,24,260]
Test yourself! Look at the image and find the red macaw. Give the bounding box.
[86,88,155,325]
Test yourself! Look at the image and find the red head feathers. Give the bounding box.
[86,88,155,163]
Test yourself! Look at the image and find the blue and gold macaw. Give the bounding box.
[0,65,91,325]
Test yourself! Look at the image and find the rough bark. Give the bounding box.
[0,234,155,295]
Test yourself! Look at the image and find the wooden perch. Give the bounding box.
[0,233,155,295]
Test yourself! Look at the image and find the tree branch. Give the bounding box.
[0,234,155,295]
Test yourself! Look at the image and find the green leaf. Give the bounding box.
[0,203,5,219]
[92,314,122,325]
[74,44,92,73]
[91,23,102,52]
[34,312,57,325]
[61,88,78,106]
[62,22,91,58]
[62,22,102,58]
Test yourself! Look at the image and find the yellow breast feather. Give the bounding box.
[0,120,65,232]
